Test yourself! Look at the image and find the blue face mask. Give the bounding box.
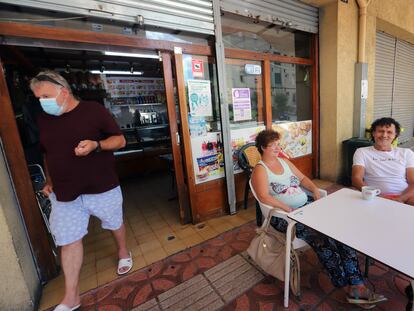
[39,90,66,116]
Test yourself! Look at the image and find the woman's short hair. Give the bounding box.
[255,129,280,155]
[369,117,401,141]
[30,70,72,94]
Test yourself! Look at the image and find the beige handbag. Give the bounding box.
[247,220,301,296]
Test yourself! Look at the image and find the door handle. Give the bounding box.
[176,132,180,145]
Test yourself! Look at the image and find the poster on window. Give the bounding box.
[188,115,208,138]
[231,125,265,173]
[232,88,252,121]
[191,59,204,78]
[272,120,312,158]
[191,132,225,184]
[188,80,212,117]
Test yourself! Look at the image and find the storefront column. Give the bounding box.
[212,0,236,214]
[319,1,358,181]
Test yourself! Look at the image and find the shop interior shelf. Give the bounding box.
[136,124,169,130]
[121,124,168,131]
[111,102,164,107]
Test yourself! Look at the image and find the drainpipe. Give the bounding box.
[356,0,370,62]
[353,0,372,138]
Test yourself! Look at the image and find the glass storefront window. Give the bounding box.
[182,55,224,184]
[271,63,311,123]
[225,59,265,173]
[182,55,221,132]
[222,12,311,58]
[225,60,264,128]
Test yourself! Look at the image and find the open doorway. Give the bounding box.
[0,43,191,275]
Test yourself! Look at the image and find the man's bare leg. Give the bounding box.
[59,239,83,308]
[111,223,130,273]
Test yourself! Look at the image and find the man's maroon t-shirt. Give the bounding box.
[38,101,122,201]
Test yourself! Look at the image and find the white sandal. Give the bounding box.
[117,251,133,275]
[53,303,80,311]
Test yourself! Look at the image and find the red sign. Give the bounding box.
[192,59,204,78]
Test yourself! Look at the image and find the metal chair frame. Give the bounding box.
[249,179,327,308]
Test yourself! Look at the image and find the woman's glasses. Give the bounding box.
[267,142,281,148]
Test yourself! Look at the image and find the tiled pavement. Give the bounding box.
[45,219,411,311]
[130,254,264,311]
[39,173,257,310]
[42,181,411,310]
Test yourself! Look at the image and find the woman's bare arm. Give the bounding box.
[251,165,292,212]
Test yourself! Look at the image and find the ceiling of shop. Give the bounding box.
[0,45,163,77]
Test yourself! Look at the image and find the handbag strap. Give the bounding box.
[257,212,296,245]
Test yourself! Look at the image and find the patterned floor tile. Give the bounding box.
[43,184,411,311]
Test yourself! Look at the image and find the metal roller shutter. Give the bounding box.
[393,40,414,143]
[373,32,395,121]
[220,0,318,34]
[0,0,214,35]
[374,32,414,144]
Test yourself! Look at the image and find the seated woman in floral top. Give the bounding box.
[251,129,386,308]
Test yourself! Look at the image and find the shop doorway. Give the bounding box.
[0,43,191,278]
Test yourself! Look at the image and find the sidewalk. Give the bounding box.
[45,221,410,311]
[43,183,411,310]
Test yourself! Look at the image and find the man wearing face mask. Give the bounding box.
[30,71,133,311]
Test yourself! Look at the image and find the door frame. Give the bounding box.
[0,58,58,280]
[0,21,214,279]
[161,51,191,223]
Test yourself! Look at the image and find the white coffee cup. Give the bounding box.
[361,186,381,200]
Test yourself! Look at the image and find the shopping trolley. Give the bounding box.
[28,164,58,257]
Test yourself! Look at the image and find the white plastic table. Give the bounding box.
[288,188,414,308]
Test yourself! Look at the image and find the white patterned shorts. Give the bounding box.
[49,186,123,246]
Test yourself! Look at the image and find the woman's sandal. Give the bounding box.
[347,287,387,305]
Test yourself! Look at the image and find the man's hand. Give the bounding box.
[74,140,98,156]
[42,184,53,197]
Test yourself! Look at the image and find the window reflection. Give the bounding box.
[225,60,264,128]
[271,63,311,123]
[222,12,311,58]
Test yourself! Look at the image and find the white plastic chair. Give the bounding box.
[249,179,328,308]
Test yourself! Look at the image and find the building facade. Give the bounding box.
[0,0,413,309]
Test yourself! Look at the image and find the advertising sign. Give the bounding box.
[272,120,312,158]
[192,59,204,78]
[191,132,225,184]
[188,80,212,117]
[232,88,252,121]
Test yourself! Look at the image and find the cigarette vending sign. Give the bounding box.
[191,59,204,78]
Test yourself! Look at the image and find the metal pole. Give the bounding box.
[353,62,368,138]
[212,0,236,214]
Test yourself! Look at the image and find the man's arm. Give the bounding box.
[74,134,126,156]
[98,134,126,151]
[352,165,366,191]
[42,156,53,196]
[397,167,414,203]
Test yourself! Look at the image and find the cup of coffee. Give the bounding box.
[361,186,381,200]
